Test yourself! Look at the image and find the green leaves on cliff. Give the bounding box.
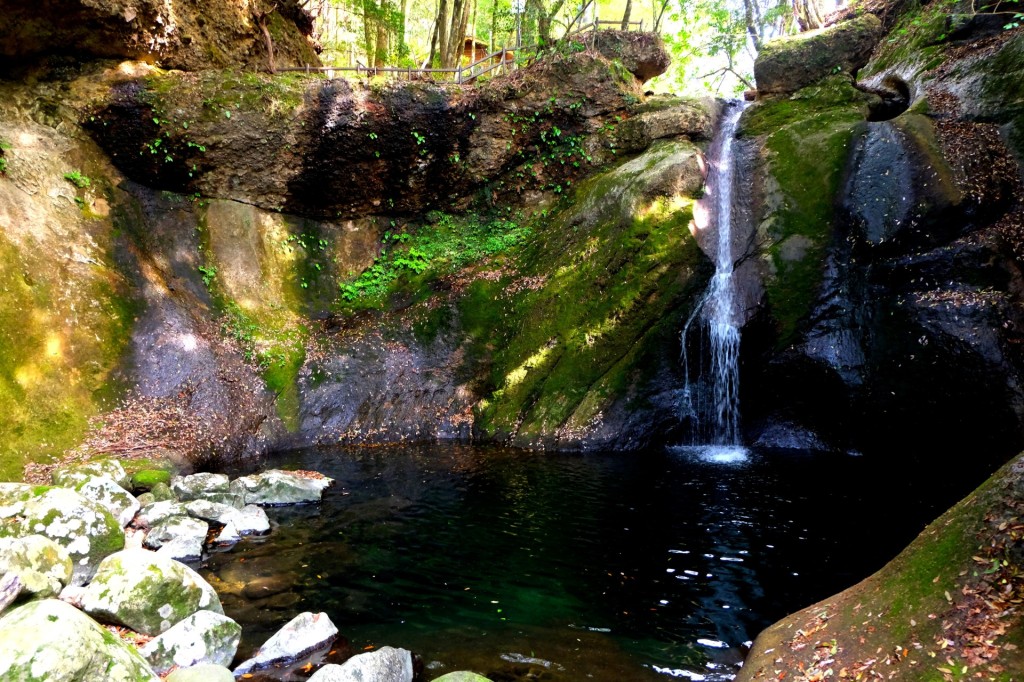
[338,212,531,306]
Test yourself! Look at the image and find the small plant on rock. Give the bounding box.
[63,170,91,188]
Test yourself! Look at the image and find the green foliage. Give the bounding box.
[339,213,532,307]
[63,170,91,189]
[197,265,217,288]
[0,137,10,174]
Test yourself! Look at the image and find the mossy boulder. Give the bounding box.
[0,598,158,682]
[53,460,131,490]
[754,14,883,95]
[0,487,125,586]
[131,469,172,492]
[52,474,140,527]
[229,469,333,506]
[170,473,230,501]
[79,549,223,636]
[0,535,73,599]
[615,97,718,151]
[139,610,241,674]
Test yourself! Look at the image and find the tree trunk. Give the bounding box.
[743,0,762,50]
[621,0,632,29]
[437,0,451,66]
[792,0,825,31]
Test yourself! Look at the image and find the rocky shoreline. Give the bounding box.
[0,459,488,682]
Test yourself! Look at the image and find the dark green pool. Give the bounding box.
[202,444,984,681]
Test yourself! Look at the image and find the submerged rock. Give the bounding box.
[432,673,494,682]
[139,610,241,674]
[229,470,333,506]
[0,599,158,682]
[233,611,339,676]
[309,646,414,682]
[80,549,223,636]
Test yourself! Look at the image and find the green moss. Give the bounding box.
[863,0,956,76]
[0,234,135,481]
[130,469,172,491]
[741,78,866,345]
[470,189,708,442]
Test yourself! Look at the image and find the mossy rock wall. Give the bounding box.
[0,85,137,481]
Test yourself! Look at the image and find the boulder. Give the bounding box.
[0,487,125,586]
[143,516,209,552]
[183,499,241,524]
[432,674,494,682]
[131,469,173,493]
[139,610,242,674]
[214,521,241,544]
[149,482,176,502]
[754,14,883,95]
[58,474,141,527]
[0,535,73,599]
[171,473,231,501]
[135,501,190,529]
[0,599,158,682]
[615,97,718,152]
[0,484,36,517]
[155,537,205,563]
[233,611,338,676]
[79,549,223,636]
[52,459,131,489]
[233,505,272,535]
[229,470,333,506]
[165,664,235,682]
[309,647,414,682]
[592,30,671,82]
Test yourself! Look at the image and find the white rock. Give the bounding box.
[234,504,271,535]
[308,647,414,682]
[233,611,338,676]
[229,470,333,506]
[171,473,230,501]
[140,610,242,674]
[0,535,72,598]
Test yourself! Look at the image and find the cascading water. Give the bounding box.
[681,102,746,447]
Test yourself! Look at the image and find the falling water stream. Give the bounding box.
[682,102,746,446]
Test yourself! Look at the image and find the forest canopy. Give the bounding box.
[306,0,840,94]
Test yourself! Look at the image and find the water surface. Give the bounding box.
[204,444,983,681]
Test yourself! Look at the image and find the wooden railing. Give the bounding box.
[275,15,645,81]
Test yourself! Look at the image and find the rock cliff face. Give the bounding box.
[735,7,1024,680]
[0,0,319,71]
[737,14,1024,461]
[0,34,709,477]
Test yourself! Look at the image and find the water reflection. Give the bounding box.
[205,444,985,681]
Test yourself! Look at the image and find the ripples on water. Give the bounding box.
[204,444,983,681]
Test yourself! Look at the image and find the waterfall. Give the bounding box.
[681,102,745,446]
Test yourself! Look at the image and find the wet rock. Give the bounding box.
[80,549,223,636]
[234,505,272,535]
[0,487,125,586]
[233,611,339,676]
[315,646,414,682]
[309,646,414,682]
[184,499,241,524]
[229,470,333,506]
[139,610,242,674]
[0,535,73,600]
[242,576,294,600]
[171,473,231,501]
[754,15,883,95]
[0,599,158,682]
[143,516,208,560]
[432,674,494,682]
[165,664,235,682]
